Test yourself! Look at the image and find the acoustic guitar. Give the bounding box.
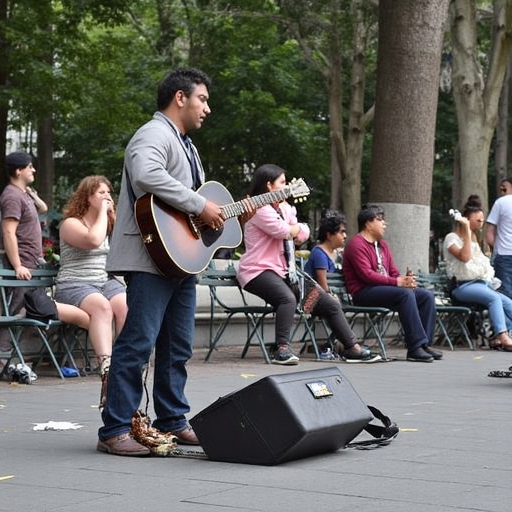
[135,178,310,277]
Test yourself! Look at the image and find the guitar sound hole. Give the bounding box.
[202,226,223,247]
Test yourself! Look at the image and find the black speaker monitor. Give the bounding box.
[190,367,373,465]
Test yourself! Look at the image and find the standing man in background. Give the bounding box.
[0,152,48,276]
[0,151,48,375]
[486,177,512,299]
[0,152,89,377]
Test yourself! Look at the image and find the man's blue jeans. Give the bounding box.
[452,279,512,334]
[353,286,436,350]
[492,254,512,300]
[99,271,196,441]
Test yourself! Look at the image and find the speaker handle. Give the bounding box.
[346,405,399,450]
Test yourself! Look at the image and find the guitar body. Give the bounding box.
[135,181,243,277]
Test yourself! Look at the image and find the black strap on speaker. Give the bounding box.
[346,405,399,450]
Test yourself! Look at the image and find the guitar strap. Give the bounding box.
[122,115,201,207]
[156,112,203,190]
[124,164,137,208]
[181,135,202,190]
[274,205,299,284]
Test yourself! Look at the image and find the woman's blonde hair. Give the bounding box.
[63,175,116,234]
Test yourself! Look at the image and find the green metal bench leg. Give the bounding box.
[240,316,271,364]
[204,314,234,362]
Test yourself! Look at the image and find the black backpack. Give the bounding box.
[24,288,58,324]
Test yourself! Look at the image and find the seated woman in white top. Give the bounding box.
[443,194,512,351]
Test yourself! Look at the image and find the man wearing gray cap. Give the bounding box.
[0,151,48,277]
[0,152,88,376]
[0,151,47,373]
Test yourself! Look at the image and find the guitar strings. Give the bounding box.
[190,185,295,229]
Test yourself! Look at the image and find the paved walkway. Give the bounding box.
[1,346,511,512]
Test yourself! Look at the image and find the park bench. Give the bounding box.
[0,267,87,379]
[416,270,475,350]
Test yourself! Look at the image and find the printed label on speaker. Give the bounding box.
[306,380,333,398]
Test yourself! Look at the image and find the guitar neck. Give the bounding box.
[221,189,289,219]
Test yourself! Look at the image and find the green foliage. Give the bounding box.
[2,0,362,221]
[58,0,138,26]
[190,3,330,211]
[53,24,163,205]
[5,0,496,236]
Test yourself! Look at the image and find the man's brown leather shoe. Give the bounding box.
[170,425,200,445]
[97,432,150,456]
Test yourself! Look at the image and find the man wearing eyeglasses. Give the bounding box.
[343,204,440,363]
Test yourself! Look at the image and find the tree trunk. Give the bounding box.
[370,0,450,273]
[37,115,54,211]
[276,0,375,236]
[450,0,512,210]
[508,50,512,167]
[327,10,344,214]
[0,0,9,190]
[494,57,509,193]
[453,142,462,207]
[342,0,374,236]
